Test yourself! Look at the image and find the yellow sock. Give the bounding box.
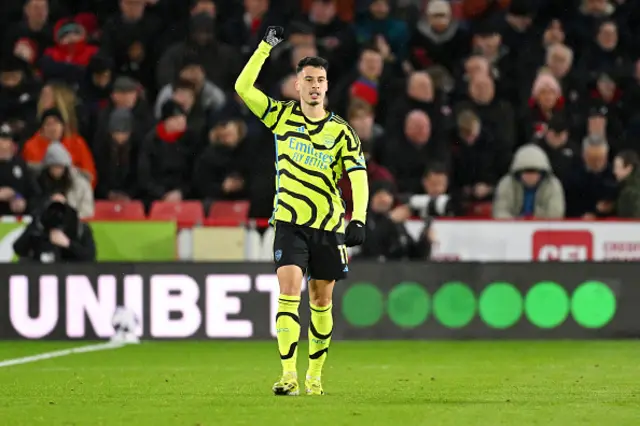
[276,295,301,375]
[308,303,333,378]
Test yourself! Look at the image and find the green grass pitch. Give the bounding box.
[0,341,639,425]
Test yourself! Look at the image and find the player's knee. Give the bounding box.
[277,265,303,296]
[310,295,332,308]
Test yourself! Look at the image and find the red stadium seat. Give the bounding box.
[468,202,493,218]
[208,200,251,226]
[149,201,205,224]
[93,200,146,220]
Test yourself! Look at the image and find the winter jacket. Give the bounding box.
[616,169,640,218]
[493,144,565,219]
[22,133,96,187]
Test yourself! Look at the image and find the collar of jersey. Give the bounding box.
[296,102,333,127]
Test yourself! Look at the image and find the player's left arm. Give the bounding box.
[341,125,369,246]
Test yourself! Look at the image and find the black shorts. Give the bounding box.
[273,221,348,282]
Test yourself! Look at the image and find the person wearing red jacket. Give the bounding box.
[39,18,98,85]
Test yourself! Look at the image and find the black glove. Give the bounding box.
[263,26,284,47]
[344,220,366,247]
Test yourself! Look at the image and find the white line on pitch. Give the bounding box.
[0,342,125,368]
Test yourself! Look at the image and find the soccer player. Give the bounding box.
[235,27,368,396]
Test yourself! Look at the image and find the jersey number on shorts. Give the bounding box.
[338,244,349,265]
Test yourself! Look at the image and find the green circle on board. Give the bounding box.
[571,281,616,328]
[525,282,570,328]
[342,282,384,327]
[478,282,523,329]
[433,282,476,328]
[387,282,430,328]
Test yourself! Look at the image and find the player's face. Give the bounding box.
[296,66,328,107]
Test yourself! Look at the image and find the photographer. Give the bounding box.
[13,193,96,263]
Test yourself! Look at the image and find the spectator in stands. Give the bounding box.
[518,19,567,87]
[269,21,316,83]
[586,74,625,148]
[94,76,153,151]
[35,81,86,141]
[398,162,461,218]
[493,144,565,219]
[577,21,629,82]
[462,0,510,23]
[540,43,583,108]
[40,18,98,84]
[274,44,318,101]
[451,110,508,202]
[339,100,392,211]
[454,73,515,147]
[79,54,114,138]
[453,54,489,100]
[535,114,579,189]
[471,19,516,102]
[408,0,469,73]
[306,0,357,81]
[37,142,94,218]
[565,134,617,218]
[614,150,640,218]
[159,0,218,48]
[94,108,140,201]
[624,60,640,145]
[380,110,446,194]
[355,0,409,65]
[100,0,163,91]
[13,192,96,262]
[3,0,53,66]
[219,0,283,57]
[331,44,390,119]
[137,100,197,207]
[0,56,39,144]
[158,12,242,92]
[353,180,430,261]
[499,0,537,53]
[569,0,617,47]
[386,71,448,137]
[155,56,226,130]
[192,119,250,204]
[155,79,202,139]
[523,71,566,142]
[585,100,625,155]
[22,108,96,187]
[0,124,40,216]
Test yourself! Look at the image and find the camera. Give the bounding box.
[40,201,69,231]
[407,194,455,219]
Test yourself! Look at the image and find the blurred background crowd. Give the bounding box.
[1,0,640,234]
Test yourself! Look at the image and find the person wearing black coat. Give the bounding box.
[0,124,41,216]
[192,119,250,205]
[137,100,198,207]
[13,194,96,263]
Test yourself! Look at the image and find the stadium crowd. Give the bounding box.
[1,0,640,232]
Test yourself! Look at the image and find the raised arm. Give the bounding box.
[235,27,286,128]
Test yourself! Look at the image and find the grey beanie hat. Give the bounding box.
[43,142,72,167]
[108,108,134,133]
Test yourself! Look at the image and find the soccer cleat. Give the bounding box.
[272,372,299,396]
[305,375,324,395]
